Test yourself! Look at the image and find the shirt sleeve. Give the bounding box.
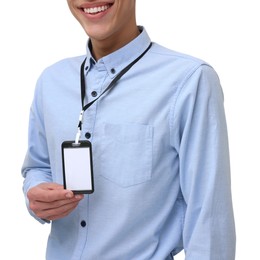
[170,64,236,259]
[21,75,53,224]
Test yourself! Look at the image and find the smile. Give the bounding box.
[83,4,112,15]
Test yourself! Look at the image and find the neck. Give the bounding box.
[91,26,140,61]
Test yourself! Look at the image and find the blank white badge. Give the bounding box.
[62,141,94,194]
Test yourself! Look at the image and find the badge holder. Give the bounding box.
[61,140,94,194]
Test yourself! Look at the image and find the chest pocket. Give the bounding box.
[98,123,153,187]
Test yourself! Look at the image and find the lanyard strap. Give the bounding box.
[80,42,152,111]
[75,42,153,144]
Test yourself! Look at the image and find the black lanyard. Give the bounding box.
[74,42,153,144]
[80,42,152,111]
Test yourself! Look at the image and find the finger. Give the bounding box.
[28,183,74,202]
[37,200,80,220]
[40,189,74,202]
[38,182,64,190]
[35,194,83,209]
[29,193,84,214]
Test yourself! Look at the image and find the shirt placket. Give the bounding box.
[71,61,109,259]
[82,61,108,142]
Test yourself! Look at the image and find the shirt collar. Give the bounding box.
[84,26,151,78]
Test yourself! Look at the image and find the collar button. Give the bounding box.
[91,91,97,97]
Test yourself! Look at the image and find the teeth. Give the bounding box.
[84,5,110,14]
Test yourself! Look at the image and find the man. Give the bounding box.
[22,0,236,259]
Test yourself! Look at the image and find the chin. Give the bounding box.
[84,26,113,41]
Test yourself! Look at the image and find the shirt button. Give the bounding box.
[91,91,97,97]
[81,220,87,227]
[85,132,91,139]
[111,68,116,74]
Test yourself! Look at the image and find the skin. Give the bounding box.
[28,0,139,221]
[67,0,139,60]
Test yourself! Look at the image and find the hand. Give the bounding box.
[27,183,84,221]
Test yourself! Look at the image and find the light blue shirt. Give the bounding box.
[22,27,236,259]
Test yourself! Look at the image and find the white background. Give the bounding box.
[0,0,259,259]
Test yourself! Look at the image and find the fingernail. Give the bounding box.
[75,194,83,199]
[65,192,73,199]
